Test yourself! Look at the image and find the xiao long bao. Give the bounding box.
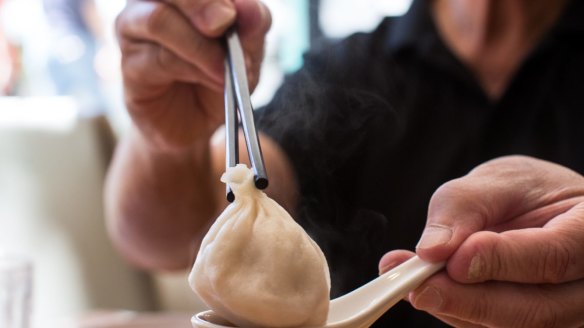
[189,164,331,328]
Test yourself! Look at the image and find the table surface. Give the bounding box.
[70,311,194,328]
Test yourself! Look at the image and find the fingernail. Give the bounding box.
[416,224,453,250]
[201,2,236,32]
[413,286,443,311]
[467,254,484,281]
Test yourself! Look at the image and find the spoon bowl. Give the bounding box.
[191,256,444,328]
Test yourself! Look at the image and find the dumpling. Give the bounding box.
[189,164,330,327]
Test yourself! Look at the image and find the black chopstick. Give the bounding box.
[224,58,239,202]
[224,28,269,201]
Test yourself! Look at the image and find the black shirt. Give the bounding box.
[257,0,584,326]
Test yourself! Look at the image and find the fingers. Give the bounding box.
[235,0,272,39]
[159,0,236,36]
[432,314,487,328]
[117,1,225,84]
[446,202,584,284]
[159,0,271,38]
[416,156,584,262]
[120,40,221,92]
[378,250,415,275]
[408,274,584,328]
[117,0,271,91]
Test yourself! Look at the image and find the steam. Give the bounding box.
[256,54,402,297]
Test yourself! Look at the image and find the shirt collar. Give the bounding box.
[385,0,584,55]
[385,0,435,55]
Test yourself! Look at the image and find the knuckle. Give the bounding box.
[154,47,177,72]
[119,47,136,77]
[467,292,491,323]
[513,300,559,328]
[429,178,489,228]
[484,236,505,279]
[430,179,467,206]
[472,155,529,174]
[117,38,132,56]
[433,177,482,204]
[259,3,273,34]
[114,5,131,39]
[164,0,191,11]
[539,241,572,283]
[120,44,153,82]
[435,178,464,195]
[145,4,172,36]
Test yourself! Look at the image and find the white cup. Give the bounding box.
[0,254,32,328]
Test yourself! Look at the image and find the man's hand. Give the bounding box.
[380,155,584,327]
[116,0,271,151]
[106,0,272,270]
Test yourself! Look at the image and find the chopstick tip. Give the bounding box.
[254,177,268,190]
[226,190,235,202]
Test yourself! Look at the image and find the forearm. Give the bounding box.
[105,128,221,271]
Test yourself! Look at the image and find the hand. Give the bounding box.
[116,0,271,151]
[379,155,584,327]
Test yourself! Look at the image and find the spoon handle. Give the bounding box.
[368,256,444,325]
[382,255,445,294]
[328,256,444,328]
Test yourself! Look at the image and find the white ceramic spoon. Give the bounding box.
[191,255,444,328]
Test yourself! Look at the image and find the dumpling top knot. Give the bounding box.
[221,164,261,199]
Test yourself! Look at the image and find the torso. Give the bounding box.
[257,1,584,326]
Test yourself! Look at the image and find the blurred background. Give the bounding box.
[0,0,412,326]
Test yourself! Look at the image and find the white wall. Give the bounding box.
[0,98,155,326]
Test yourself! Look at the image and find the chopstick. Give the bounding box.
[224,57,239,202]
[224,27,269,201]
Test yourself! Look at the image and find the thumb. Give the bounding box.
[415,174,510,262]
[415,156,584,262]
